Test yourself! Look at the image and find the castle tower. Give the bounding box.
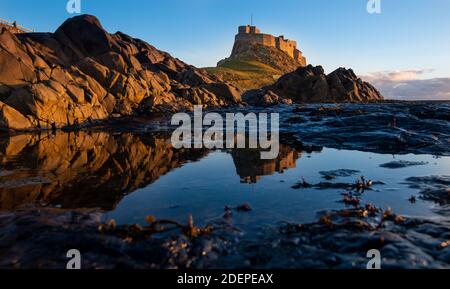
[232,25,307,66]
[238,25,260,34]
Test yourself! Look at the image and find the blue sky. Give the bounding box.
[2,0,450,99]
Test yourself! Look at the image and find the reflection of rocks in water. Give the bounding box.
[231,145,300,183]
[0,132,208,210]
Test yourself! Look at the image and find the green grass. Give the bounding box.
[218,59,279,74]
[204,59,282,90]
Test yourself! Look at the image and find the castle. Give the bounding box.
[232,25,306,65]
[0,18,32,33]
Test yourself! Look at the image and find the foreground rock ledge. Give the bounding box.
[0,14,242,132]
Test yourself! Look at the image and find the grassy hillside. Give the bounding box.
[205,43,305,91]
[204,59,283,91]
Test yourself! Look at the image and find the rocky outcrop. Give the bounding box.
[208,42,307,91]
[243,65,384,105]
[207,24,308,91]
[0,15,242,132]
[220,43,304,75]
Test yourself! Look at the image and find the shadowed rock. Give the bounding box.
[380,160,428,169]
[243,65,384,106]
[277,102,450,156]
[1,204,448,269]
[405,176,450,206]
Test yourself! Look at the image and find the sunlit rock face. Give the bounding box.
[0,14,242,132]
[0,132,209,210]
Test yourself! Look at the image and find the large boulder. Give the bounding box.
[54,15,120,57]
[326,68,383,102]
[0,15,242,132]
[244,65,384,105]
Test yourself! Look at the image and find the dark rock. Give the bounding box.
[243,89,292,106]
[380,160,429,169]
[319,169,361,180]
[248,65,384,104]
[1,205,449,269]
[405,176,450,206]
[235,203,252,212]
[278,102,450,156]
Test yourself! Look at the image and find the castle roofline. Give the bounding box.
[237,25,296,42]
[238,25,261,35]
[233,25,307,65]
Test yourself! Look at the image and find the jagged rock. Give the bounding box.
[327,68,383,102]
[0,15,242,132]
[206,25,308,90]
[0,101,33,131]
[229,25,307,70]
[244,65,384,105]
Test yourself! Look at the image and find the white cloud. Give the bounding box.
[361,69,450,100]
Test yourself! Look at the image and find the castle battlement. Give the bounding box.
[0,18,33,33]
[233,25,306,65]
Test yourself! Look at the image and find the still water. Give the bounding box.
[0,130,448,236]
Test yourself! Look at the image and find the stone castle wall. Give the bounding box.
[0,19,32,33]
[233,25,305,64]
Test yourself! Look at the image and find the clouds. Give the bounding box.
[361,69,450,100]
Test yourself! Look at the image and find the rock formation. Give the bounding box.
[0,15,242,132]
[206,25,307,90]
[230,25,306,68]
[243,65,384,105]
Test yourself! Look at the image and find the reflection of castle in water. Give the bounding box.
[231,146,300,184]
[0,131,305,211]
